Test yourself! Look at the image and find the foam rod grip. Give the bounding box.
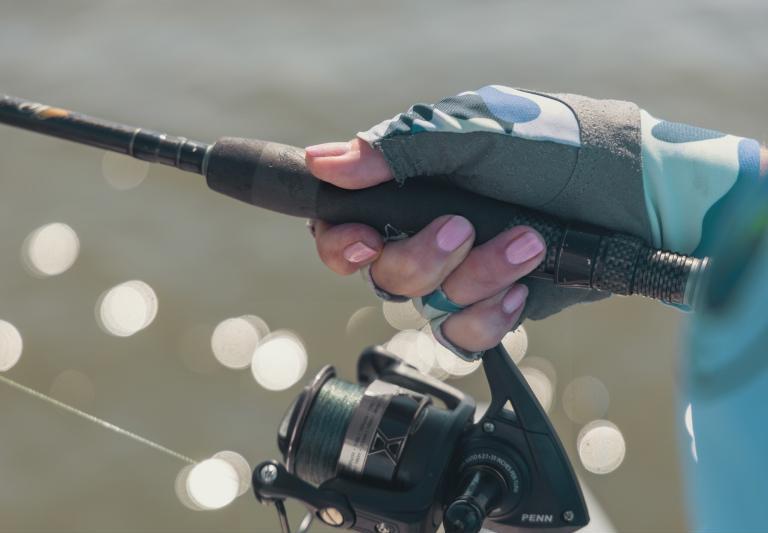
[204,138,702,304]
[204,137,565,244]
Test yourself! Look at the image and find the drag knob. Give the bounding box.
[444,466,507,533]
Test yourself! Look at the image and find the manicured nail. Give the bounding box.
[305,142,351,158]
[343,241,377,263]
[505,231,545,265]
[502,285,529,314]
[436,216,473,252]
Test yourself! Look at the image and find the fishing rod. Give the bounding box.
[0,93,694,532]
[0,94,707,307]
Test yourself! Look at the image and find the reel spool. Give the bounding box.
[253,346,589,533]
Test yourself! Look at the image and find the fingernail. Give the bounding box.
[343,241,377,263]
[436,216,473,252]
[505,231,545,265]
[306,219,317,238]
[502,285,529,314]
[305,142,351,157]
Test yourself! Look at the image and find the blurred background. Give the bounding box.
[0,0,765,531]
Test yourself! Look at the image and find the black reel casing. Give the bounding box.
[252,344,589,533]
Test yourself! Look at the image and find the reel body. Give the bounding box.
[253,345,588,533]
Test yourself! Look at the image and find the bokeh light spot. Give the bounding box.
[519,366,553,413]
[684,403,694,438]
[383,300,428,331]
[423,325,482,378]
[22,222,80,277]
[0,320,23,372]
[518,356,557,389]
[211,315,270,369]
[213,451,252,497]
[251,331,307,391]
[474,402,490,423]
[386,329,441,377]
[577,419,626,475]
[102,151,150,190]
[175,465,201,511]
[49,369,96,408]
[185,458,240,510]
[345,306,380,337]
[96,280,158,337]
[562,376,610,424]
[501,325,528,364]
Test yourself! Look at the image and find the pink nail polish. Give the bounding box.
[436,216,473,252]
[505,231,545,265]
[502,285,528,314]
[343,241,377,263]
[305,142,351,157]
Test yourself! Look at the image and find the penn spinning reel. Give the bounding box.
[252,344,589,533]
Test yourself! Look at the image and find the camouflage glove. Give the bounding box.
[358,85,762,321]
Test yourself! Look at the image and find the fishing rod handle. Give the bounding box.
[206,138,705,306]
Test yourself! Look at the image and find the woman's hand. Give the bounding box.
[306,84,768,356]
[306,138,545,355]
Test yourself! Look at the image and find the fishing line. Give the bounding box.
[0,374,195,465]
[294,377,364,485]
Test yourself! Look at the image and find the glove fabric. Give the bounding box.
[357,85,761,324]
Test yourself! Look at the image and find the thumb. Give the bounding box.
[305,138,393,189]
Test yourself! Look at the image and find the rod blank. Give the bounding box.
[0,94,210,173]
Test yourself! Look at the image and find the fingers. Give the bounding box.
[440,284,529,353]
[441,226,545,305]
[312,214,476,296]
[370,215,475,298]
[305,138,393,189]
[313,220,384,275]
[312,220,544,354]
[430,226,543,353]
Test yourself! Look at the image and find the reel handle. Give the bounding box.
[206,138,705,306]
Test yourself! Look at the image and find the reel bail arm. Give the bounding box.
[252,460,355,531]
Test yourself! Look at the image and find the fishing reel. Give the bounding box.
[252,344,589,533]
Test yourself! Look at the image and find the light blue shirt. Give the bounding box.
[684,179,768,532]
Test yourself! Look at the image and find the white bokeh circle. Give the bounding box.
[22,222,80,277]
[0,320,23,372]
[577,419,626,475]
[96,280,158,337]
[251,331,308,391]
[211,315,270,369]
[501,325,529,364]
[102,151,150,190]
[186,458,240,510]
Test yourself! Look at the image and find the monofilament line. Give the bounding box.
[0,374,195,465]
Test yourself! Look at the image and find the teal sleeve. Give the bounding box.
[639,110,763,256]
[683,177,768,532]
